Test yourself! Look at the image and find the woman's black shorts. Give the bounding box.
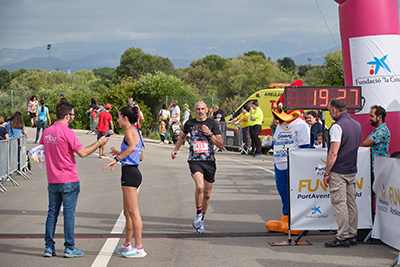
[121,164,142,188]
[30,112,36,118]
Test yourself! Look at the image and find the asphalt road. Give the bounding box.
[0,127,398,267]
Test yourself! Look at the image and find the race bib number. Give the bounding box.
[193,141,208,153]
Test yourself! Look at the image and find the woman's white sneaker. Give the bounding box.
[122,248,147,258]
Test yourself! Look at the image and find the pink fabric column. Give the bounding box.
[335,0,400,154]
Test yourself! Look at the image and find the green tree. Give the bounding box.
[93,67,115,80]
[135,71,199,114]
[298,65,310,77]
[243,50,266,59]
[322,49,344,86]
[277,57,296,71]
[0,69,10,89]
[190,54,227,72]
[216,56,295,98]
[9,68,28,81]
[115,47,174,80]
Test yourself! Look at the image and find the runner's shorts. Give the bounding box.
[188,161,216,183]
[121,164,142,188]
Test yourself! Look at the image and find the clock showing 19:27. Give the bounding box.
[284,86,362,110]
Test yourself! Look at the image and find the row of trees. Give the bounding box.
[0,47,344,136]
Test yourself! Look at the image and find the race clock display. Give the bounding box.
[284,86,362,110]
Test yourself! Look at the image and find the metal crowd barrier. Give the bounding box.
[0,136,31,192]
[0,139,8,192]
[218,122,246,154]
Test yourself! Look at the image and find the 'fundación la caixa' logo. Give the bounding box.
[367,54,391,75]
[305,205,328,219]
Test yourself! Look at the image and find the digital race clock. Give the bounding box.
[284,86,362,110]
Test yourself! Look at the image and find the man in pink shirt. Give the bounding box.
[40,102,109,258]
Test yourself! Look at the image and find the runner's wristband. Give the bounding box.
[114,156,120,162]
[98,141,102,147]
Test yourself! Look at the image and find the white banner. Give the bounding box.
[372,157,400,251]
[289,147,372,230]
[350,35,400,114]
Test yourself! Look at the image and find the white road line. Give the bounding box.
[219,156,275,175]
[91,185,140,266]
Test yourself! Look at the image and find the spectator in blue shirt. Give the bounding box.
[35,100,52,143]
[5,112,27,139]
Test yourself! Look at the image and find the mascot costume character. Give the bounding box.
[334,0,400,154]
[266,80,310,235]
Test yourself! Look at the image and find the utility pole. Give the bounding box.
[47,44,51,72]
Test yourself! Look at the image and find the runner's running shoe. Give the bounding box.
[122,248,147,258]
[196,220,205,233]
[193,214,202,229]
[114,244,132,254]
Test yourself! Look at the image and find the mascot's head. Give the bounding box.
[272,79,304,125]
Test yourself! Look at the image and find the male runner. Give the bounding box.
[171,101,224,233]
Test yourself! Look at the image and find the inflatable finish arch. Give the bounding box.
[335,0,400,154]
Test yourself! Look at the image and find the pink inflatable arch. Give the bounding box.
[335,0,400,154]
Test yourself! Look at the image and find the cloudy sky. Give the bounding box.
[0,0,344,50]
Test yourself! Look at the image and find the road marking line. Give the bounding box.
[91,187,140,266]
[219,156,275,175]
[90,238,119,267]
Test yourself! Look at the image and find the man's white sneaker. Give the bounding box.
[193,214,202,229]
[122,248,147,258]
[114,244,132,254]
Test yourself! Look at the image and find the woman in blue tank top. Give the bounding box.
[103,106,146,258]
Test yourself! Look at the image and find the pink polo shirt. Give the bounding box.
[40,122,83,184]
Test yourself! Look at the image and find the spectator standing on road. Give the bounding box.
[96,103,114,158]
[182,103,191,125]
[248,100,263,157]
[133,103,145,133]
[59,93,67,103]
[103,106,147,258]
[360,105,390,170]
[169,99,180,140]
[0,116,9,140]
[86,98,97,134]
[35,100,51,143]
[171,101,224,233]
[158,104,170,144]
[182,103,192,145]
[169,99,180,124]
[128,98,134,107]
[305,110,322,147]
[5,111,28,139]
[323,98,361,248]
[27,95,39,127]
[228,105,250,154]
[212,104,225,122]
[41,101,109,258]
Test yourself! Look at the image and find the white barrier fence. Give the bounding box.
[372,156,400,264]
[288,147,372,231]
[0,136,31,192]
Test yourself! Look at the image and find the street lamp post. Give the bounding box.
[47,44,51,72]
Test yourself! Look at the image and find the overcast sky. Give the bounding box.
[0,0,348,50]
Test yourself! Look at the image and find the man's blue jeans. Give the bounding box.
[45,181,80,249]
[35,121,47,142]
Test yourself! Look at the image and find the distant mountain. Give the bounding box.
[0,38,339,72]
